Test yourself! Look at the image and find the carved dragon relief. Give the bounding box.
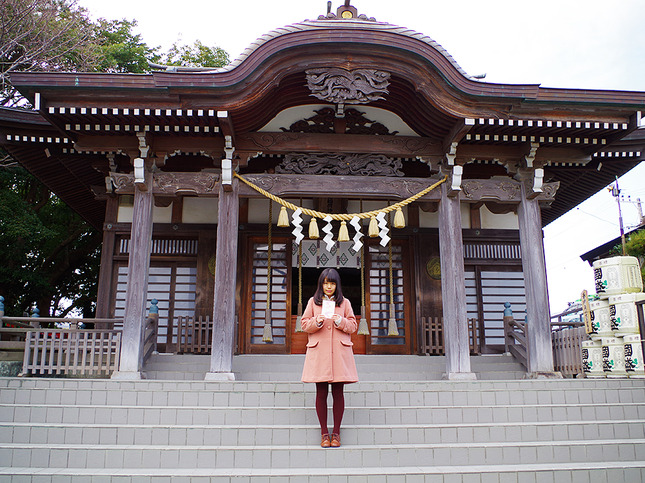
[275,153,404,177]
[306,68,390,104]
[280,107,398,135]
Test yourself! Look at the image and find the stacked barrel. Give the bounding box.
[582,256,644,378]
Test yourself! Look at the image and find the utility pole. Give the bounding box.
[611,177,627,255]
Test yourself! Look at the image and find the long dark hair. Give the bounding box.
[312,268,344,306]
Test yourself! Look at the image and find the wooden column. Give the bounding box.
[438,184,476,380]
[112,173,153,379]
[205,179,239,380]
[517,182,560,377]
[95,197,118,322]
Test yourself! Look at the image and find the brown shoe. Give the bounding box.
[330,433,341,447]
[320,433,331,448]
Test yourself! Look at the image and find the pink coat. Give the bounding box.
[300,297,358,383]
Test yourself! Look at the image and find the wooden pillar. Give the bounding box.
[112,173,153,379]
[438,184,476,380]
[205,179,239,380]
[95,197,118,322]
[517,181,559,377]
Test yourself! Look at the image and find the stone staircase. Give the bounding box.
[144,353,528,381]
[1,356,644,481]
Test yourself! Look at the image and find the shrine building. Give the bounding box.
[1,3,645,380]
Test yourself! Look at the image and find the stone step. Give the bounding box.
[2,461,644,482]
[2,439,644,469]
[1,382,644,407]
[3,420,643,446]
[2,402,643,425]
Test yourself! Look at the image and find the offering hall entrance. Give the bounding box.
[240,236,413,355]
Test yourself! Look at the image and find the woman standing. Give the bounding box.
[301,268,358,448]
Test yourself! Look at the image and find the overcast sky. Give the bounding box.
[77,0,645,313]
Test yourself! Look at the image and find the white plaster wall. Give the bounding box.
[182,197,218,224]
[259,104,418,136]
[418,203,471,229]
[116,201,172,223]
[479,205,519,229]
[248,198,315,224]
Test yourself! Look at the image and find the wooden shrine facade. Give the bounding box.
[2,3,645,380]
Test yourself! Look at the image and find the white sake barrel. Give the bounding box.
[623,334,645,378]
[602,337,626,377]
[581,339,604,378]
[589,299,612,339]
[608,292,645,336]
[593,256,643,298]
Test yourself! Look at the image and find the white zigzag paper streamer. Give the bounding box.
[291,208,304,245]
[376,211,390,247]
[322,215,335,252]
[350,216,363,252]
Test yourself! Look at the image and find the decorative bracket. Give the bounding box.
[222,135,235,189]
[445,142,458,166]
[524,142,539,168]
[449,165,463,197]
[527,168,545,199]
[136,132,150,159]
[133,157,147,192]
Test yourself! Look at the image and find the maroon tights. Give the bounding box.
[315,382,345,435]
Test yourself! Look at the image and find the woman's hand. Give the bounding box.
[316,314,325,327]
[332,314,341,327]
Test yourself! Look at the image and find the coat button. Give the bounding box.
[327,326,331,330]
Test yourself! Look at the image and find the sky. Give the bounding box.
[76,0,645,314]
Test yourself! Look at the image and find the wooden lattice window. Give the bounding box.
[367,244,405,346]
[248,241,290,348]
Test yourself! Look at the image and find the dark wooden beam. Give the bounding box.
[442,118,475,153]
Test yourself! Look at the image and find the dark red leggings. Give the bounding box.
[315,382,345,435]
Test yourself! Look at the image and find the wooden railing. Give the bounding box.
[552,325,587,377]
[420,317,480,355]
[177,315,212,354]
[504,306,528,370]
[22,329,122,377]
[142,313,158,366]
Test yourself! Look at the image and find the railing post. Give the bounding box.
[149,299,158,354]
[0,296,5,318]
[30,305,41,328]
[503,302,513,354]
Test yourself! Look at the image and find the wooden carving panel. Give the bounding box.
[110,172,220,195]
[306,68,390,104]
[275,153,404,176]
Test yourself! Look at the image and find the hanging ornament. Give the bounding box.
[350,216,363,252]
[338,221,350,242]
[393,207,405,228]
[295,242,304,332]
[368,215,379,238]
[322,215,335,252]
[263,203,274,343]
[291,208,304,245]
[277,206,289,227]
[309,217,319,239]
[387,305,399,336]
[376,211,390,247]
[387,239,399,336]
[357,241,369,335]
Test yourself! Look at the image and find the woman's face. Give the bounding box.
[322,279,336,297]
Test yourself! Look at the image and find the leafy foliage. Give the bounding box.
[164,40,229,68]
[0,2,230,317]
[93,18,160,73]
[0,0,99,106]
[0,161,101,317]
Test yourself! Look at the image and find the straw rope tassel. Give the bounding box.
[387,225,399,337]
[295,241,304,332]
[356,200,369,336]
[263,202,274,343]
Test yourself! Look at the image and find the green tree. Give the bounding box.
[0,0,99,106]
[0,158,101,317]
[164,40,229,68]
[93,18,160,73]
[1,4,229,317]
